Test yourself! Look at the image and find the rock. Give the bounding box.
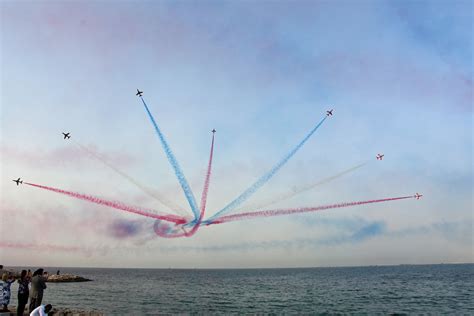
[46,274,92,282]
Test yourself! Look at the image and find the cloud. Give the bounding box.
[160,220,387,252]
[106,219,147,239]
[389,220,473,244]
[160,219,470,253]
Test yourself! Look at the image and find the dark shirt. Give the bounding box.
[18,278,30,295]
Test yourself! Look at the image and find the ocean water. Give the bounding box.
[7,264,474,314]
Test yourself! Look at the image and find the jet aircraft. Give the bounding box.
[376,154,384,160]
[136,89,143,97]
[12,178,23,186]
[326,109,333,116]
[62,132,71,139]
[414,193,423,200]
[212,129,216,133]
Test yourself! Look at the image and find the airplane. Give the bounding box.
[62,132,71,139]
[376,153,384,160]
[414,193,423,200]
[212,129,216,133]
[326,109,333,116]
[136,89,143,97]
[12,178,23,186]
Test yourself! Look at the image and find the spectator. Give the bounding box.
[29,304,52,316]
[18,270,30,316]
[29,269,47,312]
[0,272,15,312]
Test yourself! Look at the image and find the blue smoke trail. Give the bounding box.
[140,97,200,221]
[205,115,328,223]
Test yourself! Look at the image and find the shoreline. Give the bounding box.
[5,306,103,316]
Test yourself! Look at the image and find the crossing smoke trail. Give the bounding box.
[154,132,216,238]
[140,97,200,221]
[24,182,187,224]
[72,140,187,217]
[236,162,367,212]
[207,196,414,225]
[205,115,328,223]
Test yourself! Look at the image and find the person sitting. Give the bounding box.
[29,304,52,316]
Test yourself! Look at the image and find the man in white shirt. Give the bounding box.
[29,304,52,316]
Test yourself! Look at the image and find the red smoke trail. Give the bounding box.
[24,182,187,224]
[198,133,215,221]
[0,241,83,252]
[235,162,368,212]
[208,196,414,225]
[153,132,216,238]
[72,140,187,217]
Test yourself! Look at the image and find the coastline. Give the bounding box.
[1,264,471,314]
[1,269,95,315]
[6,306,103,316]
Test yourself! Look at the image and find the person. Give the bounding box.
[18,270,30,316]
[29,304,52,316]
[0,272,15,312]
[29,269,47,312]
[56,270,60,276]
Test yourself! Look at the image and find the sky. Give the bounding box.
[0,0,472,268]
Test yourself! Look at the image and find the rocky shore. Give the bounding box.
[46,274,92,283]
[3,306,103,316]
[1,270,92,282]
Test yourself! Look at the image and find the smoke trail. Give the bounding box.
[140,97,200,221]
[180,131,216,234]
[198,132,215,222]
[207,195,414,225]
[108,219,145,239]
[72,140,187,217]
[0,241,84,253]
[206,115,328,223]
[24,182,187,224]
[236,162,367,211]
[153,132,217,238]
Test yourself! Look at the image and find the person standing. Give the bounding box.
[17,270,30,316]
[0,273,15,312]
[29,269,47,312]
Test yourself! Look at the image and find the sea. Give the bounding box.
[6,264,474,314]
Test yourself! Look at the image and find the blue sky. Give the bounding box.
[0,0,472,268]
